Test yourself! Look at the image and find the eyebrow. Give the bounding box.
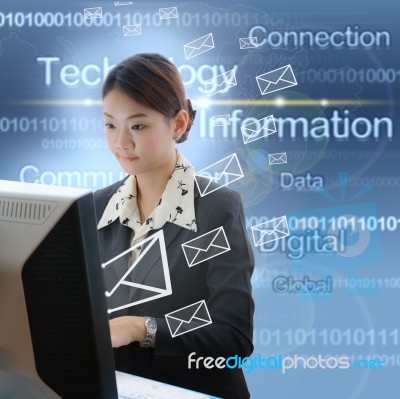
[103,112,149,120]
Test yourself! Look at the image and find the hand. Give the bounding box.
[109,316,146,348]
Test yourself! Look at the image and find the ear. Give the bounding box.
[172,109,189,140]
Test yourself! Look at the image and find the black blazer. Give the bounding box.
[94,177,255,399]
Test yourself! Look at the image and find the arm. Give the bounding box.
[108,316,148,347]
[153,189,255,360]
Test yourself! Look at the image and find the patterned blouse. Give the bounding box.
[97,151,197,249]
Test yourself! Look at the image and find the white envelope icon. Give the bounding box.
[256,64,298,95]
[184,33,214,60]
[211,114,231,127]
[114,1,133,5]
[165,300,212,338]
[182,226,230,267]
[239,37,258,49]
[123,24,142,36]
[194,153,244,197]
[84,7,102,19]
[268,152,287,165]
[204,69,237,97]
[159,7,178,19]
[251,216,290,247]
[101,230,172,313]
[241,114,276,144]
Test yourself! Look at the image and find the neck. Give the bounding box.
[135,152,177,221]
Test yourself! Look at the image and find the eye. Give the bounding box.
[131,124,145,131]
[105,123,116,129]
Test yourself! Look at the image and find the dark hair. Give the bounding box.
[102,53,196,143]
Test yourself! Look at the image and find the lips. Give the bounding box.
[119,155,138,162]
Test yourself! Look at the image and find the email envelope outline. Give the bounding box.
[84,7,102,19]
[204,69,237,97]
[165,300,212,338]
[239,37,258,49]
[251,216,290,247]
[194,153,244,197]
[101,230,172,313]
[256,64,298,95]
[241,114,277,144]
[211,114,231,127]
[182,226,231,267]
[159,7,178,19]
[269,152,287,165]
[184,33,214,60]
[123,24,142,36]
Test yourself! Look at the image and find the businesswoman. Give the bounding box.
[95,53,254,399]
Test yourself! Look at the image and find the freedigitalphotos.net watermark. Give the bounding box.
[188,353,384,374]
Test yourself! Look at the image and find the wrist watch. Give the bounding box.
[140,317,157,347]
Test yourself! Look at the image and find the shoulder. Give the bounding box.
[194,176,243,212]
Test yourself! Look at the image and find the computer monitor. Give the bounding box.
[0,179,118,398]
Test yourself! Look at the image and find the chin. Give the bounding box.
[120,165,147,177]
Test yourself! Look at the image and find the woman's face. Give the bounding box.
[103,88,183,177]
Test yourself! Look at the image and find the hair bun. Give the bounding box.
[186,99,197,122]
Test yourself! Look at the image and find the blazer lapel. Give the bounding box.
[100,219,186,312]
[97,220,133,315]
[131,222,183,287]
[100,220,132,282]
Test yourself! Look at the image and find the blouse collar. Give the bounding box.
[97,151,197,234]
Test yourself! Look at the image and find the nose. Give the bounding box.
[116,127,134,150]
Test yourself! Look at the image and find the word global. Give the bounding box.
[272,276,333,294]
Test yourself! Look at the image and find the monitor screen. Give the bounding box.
[0,179,118,398]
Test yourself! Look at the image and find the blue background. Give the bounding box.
[1,0,399,398]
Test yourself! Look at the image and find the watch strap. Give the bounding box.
[140,317,156,348]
